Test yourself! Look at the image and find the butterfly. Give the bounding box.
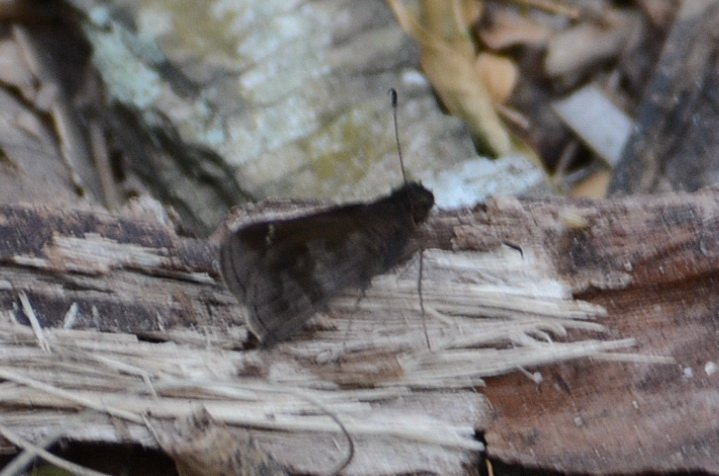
[220,182,433,346]
[219,90,434,346]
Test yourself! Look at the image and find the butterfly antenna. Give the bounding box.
[388,88,408,184]
[389,89,430,349]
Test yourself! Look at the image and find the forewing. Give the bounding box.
[219,184,434,346]
[220,208,391,345]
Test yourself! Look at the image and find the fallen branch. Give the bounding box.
[2,188,714,473]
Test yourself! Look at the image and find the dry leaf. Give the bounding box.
[475,52,518,104]
[387,0,514,156]
[570,169,611,198]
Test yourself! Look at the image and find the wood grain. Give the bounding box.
[1,188,718,473]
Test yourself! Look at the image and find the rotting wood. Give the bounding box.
[466,191,719,474]
[1,188,717,473]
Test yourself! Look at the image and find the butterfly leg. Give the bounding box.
[418,250,431,350]
[342,288,367,348]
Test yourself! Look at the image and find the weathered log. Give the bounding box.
[470,190,719,474]
[0,187,716,473]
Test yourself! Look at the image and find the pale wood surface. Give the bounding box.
[1,187,717,473]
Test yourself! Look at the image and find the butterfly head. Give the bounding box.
[390,182,434,225]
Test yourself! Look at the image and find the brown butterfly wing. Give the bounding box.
[220,183,434,346]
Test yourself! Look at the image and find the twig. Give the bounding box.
[0,368,144,424]
[0,424,112,476]
[18,292,49,353]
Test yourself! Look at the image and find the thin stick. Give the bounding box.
[0,431,61,476]
[0,424,112,476]
[0,368,144,424]
[18,292,50,353]
[62,302,78,329]
[277,388,355,475]
[89,119,121,210]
